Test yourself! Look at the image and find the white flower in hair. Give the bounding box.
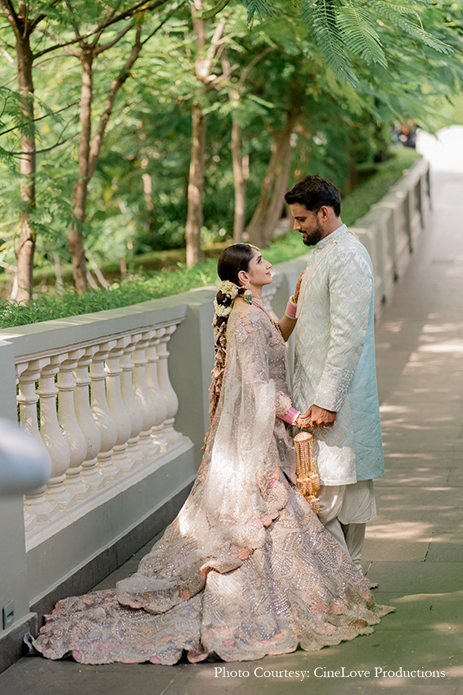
[213,298,232,317]
[217,279,239,298]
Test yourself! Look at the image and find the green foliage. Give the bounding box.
[339,6,388,69]
[302,2,358,86]
[243,0,454,85]
[372,1,452,54]
[0,0,462,296]
[241,0,279,24]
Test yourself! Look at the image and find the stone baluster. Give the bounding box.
[132,332,159,459]
[89,341,121,482]
[16,362,37,533]
[105,339,137,474]
[16,360,58,525]
[157,325,182,446]
[37,355,76,511]
[146,329,168,452]
[23,501,37,533]
[56,349,91,500]
[120,334,145,465]
[73,346,105,491]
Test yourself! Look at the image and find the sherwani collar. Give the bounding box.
[315,223,348,251]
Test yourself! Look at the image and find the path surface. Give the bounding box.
[1,154,463,695]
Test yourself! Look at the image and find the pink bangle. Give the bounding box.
[280,407,300,425]
[285,299,297,319]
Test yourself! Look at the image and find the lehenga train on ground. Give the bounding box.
[32,302,392,665]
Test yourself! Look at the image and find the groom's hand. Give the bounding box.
[298,405,336,429]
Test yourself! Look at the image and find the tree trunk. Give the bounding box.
[261,136,293,245]
[68,50,93,292]
[231,118,245,243]
[185,101,206,265]
[88,27,142,180]
[15,37,36,303]
[69,28,143,291]
[246,108,298,247]
[221,50,245,244]
[142,172,155,233]
[222,47,273,246]
[185,0,208,266]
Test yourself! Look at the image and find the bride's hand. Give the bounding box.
[284,270,305,322]
[281,270,306,338]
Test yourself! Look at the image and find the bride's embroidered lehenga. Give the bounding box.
[32,302,392,665]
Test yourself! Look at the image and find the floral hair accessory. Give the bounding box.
[213,298,232,317]
[217,279,239,298]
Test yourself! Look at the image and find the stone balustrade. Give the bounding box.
[351,157,431,317]
[15,322,183,547]
[0,299,202,632]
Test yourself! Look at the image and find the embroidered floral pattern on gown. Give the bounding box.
[32,303,392,665]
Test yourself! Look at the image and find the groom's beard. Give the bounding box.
[301,225,323,247]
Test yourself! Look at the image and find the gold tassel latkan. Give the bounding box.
[294,431,320,514]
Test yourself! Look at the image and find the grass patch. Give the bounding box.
[0,148,420,329]
[0,263,219,328]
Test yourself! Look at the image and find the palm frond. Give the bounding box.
[337,6,388,68]
[241,0,279,24]
[372,1,453,54]
[301,0,358,86]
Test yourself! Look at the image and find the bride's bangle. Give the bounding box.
[285,297,297,319]
[280,407,300,425]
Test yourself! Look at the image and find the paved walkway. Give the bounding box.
[1,161,463,695]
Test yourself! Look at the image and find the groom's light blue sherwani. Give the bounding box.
[293,224,384,487]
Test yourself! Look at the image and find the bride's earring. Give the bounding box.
[242,282,253,305]
[238,272,252,301]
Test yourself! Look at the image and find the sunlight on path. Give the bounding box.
[417,125,463,172]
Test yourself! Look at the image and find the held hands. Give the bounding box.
[296,405,336,430]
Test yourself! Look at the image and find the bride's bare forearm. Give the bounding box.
[279,315,297,341]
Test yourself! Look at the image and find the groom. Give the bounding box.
[285,175,384,579]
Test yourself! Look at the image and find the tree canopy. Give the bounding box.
[0,0,462,300]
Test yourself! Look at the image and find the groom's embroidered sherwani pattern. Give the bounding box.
[293,224,384,486]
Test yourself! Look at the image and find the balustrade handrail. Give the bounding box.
[13,317,182,365]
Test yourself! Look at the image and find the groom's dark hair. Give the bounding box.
[285,175,341,216]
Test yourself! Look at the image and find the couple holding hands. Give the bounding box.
[33,175,390,666]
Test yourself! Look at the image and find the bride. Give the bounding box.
[32,243,391,665]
